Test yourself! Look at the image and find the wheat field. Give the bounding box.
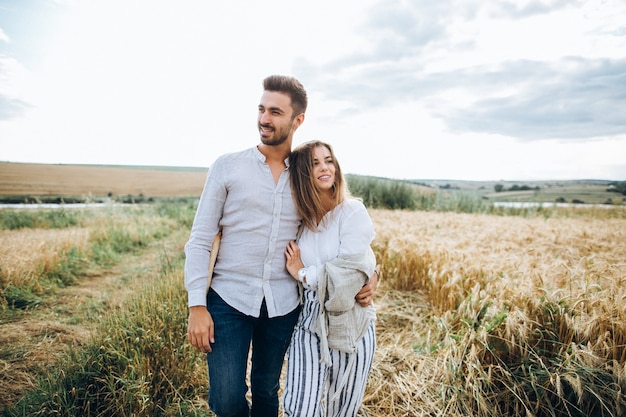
[1,206,625,416]
[365,209,626,416]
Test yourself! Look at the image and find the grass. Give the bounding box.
[1,203,625,416]
[6,251,209,417]
[0,202,200,413]
[0,209,80,230]
[0,205,180,310]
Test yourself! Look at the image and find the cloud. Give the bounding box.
[296,0,626,142]
[307,55,626,141]
[487,0,582,18]
[0,27,9,43]
[361,1,449,55]
[0,55,34,119]
[441,57,626,140]
[0,94,31,120]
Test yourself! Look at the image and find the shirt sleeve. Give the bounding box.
[306,200,375,289]
[184,158,227,307]
[338,200,375,257]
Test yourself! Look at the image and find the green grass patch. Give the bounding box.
[5,252,210,417]
[1,204,196,310]
[0,209,81,230]
[2,285,42,310]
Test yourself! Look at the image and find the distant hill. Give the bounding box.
[404,179,624,205]
[0,162,623,205]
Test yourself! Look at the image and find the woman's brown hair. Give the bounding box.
[289,140,349,231]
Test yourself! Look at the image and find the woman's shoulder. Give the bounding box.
[339,198,367,212]
[335,198,369,221]
[336,198,375,244]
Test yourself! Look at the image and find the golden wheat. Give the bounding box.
[2,207,625,416]
[366,209,626,416]
[0,228,90,290]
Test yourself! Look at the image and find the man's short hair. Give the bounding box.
[263,75,308,117]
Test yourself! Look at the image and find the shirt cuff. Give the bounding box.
[188,288,207,307]
[304,265,318,288]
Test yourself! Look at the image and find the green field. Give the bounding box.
[408,178,624,205]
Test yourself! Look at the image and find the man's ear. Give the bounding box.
[293,113,305,129]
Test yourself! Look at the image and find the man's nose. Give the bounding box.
[259,111,271,124]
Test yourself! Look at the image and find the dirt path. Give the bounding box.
[0,230,188,410]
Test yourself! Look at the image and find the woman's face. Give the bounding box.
[311,145,336,194]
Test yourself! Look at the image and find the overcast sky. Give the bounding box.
[1,0,625,181]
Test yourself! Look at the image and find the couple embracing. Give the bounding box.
[184,75,379,417]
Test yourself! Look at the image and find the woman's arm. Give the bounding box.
[340,200,378,306]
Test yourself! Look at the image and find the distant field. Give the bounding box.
[413,178,623,205]
[1,162,622,205]
[0,162,207,199]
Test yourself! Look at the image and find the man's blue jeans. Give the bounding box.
[206,288,300,417]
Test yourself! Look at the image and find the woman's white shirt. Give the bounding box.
[298,198,375,287]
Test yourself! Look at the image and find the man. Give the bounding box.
[185,75,377,417]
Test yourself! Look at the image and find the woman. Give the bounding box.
[283,140,377,417]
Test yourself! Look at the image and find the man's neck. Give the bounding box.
[258,142,291,164]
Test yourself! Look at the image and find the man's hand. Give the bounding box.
[187,306,214,353]
[356,269,379,307]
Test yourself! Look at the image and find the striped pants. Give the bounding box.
[282,289,376,417]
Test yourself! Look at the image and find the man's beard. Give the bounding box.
[259,124,291,146]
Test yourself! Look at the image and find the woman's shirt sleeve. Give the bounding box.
[304,199,375,288]
[338,199,375,256]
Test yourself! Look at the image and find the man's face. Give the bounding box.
[257,91,301,146]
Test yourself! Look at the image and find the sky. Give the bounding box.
[1,0,625,181]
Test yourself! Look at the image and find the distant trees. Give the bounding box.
[494,184,540,193]
[347,175,416,210]
[607,181,626,195]
[346,175,493,213]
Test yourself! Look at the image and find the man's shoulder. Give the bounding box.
[214,146,258,165]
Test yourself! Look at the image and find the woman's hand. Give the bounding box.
[285,240,304,281]
[356,269,379,306]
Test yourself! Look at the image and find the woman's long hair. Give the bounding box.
[289,140,349,231]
